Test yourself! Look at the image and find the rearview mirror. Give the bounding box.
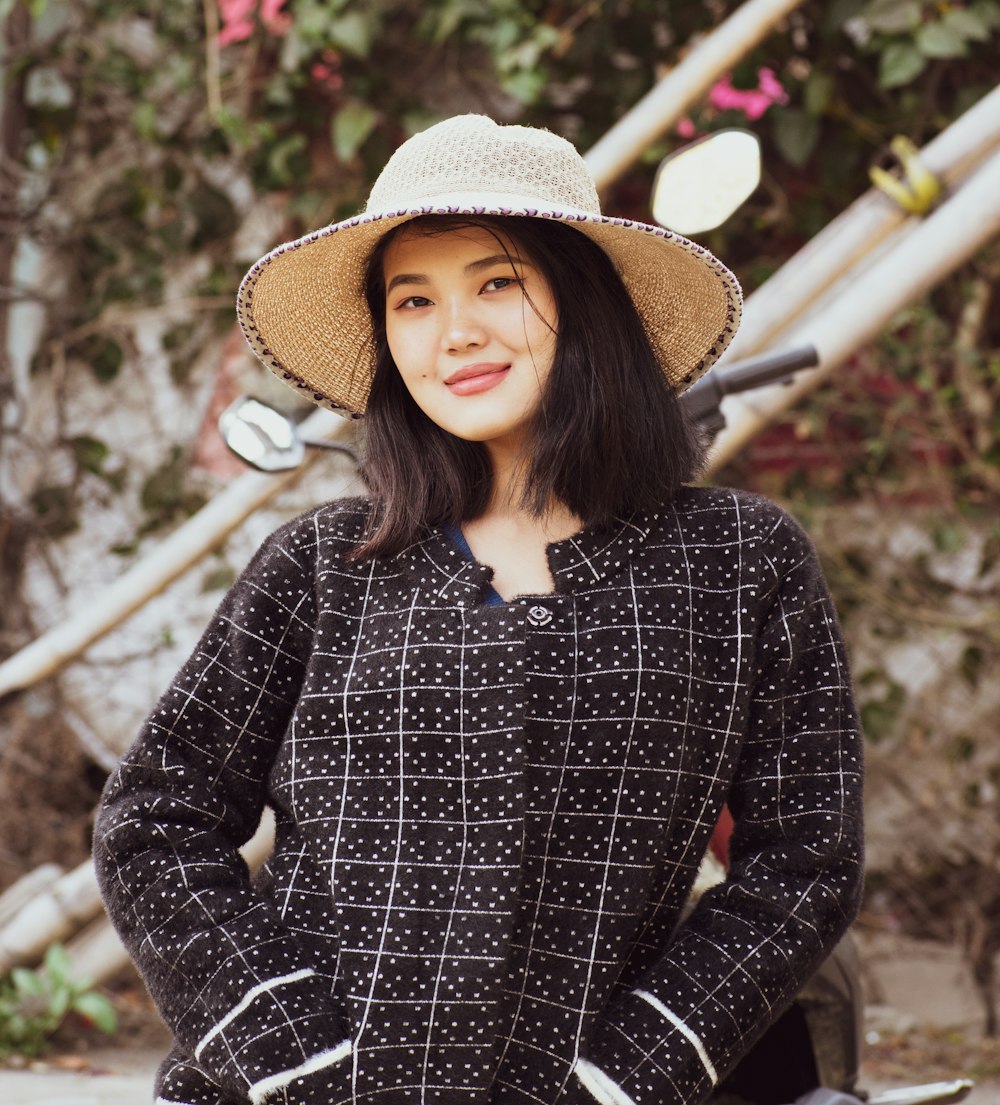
[651,128,762,236]
[218,396,306,473]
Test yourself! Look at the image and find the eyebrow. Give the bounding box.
[385,253,533,294]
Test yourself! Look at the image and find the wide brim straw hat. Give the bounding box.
[237,114,742,418]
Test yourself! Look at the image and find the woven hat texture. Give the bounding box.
[237,114,742,417]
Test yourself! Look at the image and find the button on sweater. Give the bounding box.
[93,485,864,1105]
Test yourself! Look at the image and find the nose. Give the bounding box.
[440,301,486,353]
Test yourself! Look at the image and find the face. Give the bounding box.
[382,224,558,454]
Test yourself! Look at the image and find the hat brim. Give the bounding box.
[236,196,742,417]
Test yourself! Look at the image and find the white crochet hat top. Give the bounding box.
[365,115,601,215]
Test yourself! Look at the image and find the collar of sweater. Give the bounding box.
[396,508,660,607]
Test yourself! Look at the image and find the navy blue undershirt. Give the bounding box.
[444,525,506,607]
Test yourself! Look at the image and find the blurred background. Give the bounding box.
[0,0,998,1089]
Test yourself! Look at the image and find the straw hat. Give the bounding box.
[237,114,742,418]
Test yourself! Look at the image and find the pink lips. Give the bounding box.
[444,362,511,396]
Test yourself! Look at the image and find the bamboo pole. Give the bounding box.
[706,144,1000,470]
[584,0,808,190]
[1,809,276,982]
[0,860,104,974]
[0,409,354,700]
[720,82,1000,365]
[0,864,63,928]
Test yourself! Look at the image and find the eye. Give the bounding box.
[482,276,521,293]
[395,295,432,310]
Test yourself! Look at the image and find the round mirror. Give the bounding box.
[218,396,306,473]
[651,128,762,236]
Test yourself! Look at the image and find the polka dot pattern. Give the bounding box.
[94,486,864,1105]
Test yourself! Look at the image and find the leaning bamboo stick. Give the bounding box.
[720,82,1000,366]
[584,0,808,190]
[706,143,1000,470]
[0,409,353,700]
[0,860,104,974]
[0,810,278,985]
[0,863,64,929]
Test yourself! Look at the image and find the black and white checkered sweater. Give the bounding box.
[94,485,864,1105]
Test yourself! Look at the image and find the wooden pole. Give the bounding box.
[0,860,104,974]
[584,0,808,190]
[1,809,276,981]
[706,144,1000,470]
[0,409,354,700]
[720,82,1000,366]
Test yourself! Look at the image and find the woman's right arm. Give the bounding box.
[94,517,353,1104]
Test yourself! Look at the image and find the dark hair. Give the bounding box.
[355,214,703,559]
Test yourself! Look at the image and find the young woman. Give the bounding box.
[94,115,864,1105]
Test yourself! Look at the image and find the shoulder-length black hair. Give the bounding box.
[355,214,703,560]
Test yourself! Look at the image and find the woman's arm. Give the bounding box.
[94,515,353,1104]
[576,508,864,1105]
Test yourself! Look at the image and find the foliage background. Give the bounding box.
[1,0,999,1025]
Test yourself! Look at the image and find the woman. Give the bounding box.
[94,115,864,1105]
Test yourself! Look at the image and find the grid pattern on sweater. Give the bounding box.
[94,486,864,1105]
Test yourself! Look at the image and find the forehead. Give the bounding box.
[382,223,527,272]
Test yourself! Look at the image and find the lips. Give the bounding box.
[445,362,511,396]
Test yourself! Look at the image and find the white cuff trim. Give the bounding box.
[573,1058,638,1105]
[248,1039,353,1104]
[194,967,316,1060]
[633,989,718,1086]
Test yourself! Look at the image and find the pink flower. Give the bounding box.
[218,0,255,46]
[260,0,291,34]
[676,117,696,139]
[708,67,788,122]
[217,0,289,46]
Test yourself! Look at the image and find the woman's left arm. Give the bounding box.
[577,508,864,1105]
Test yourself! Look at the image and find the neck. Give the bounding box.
[482,439,581,540]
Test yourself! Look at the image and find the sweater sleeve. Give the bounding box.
[93,516,353,1105]
[574,507,865,1105]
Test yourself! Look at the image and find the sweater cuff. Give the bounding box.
[192,968,353,1103]
[583,989,719,1105]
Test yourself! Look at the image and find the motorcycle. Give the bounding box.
[217,129,974,1105]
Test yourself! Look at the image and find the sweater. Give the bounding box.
[93,485,864,1105]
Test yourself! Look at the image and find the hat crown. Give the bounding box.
[365,114,601,215]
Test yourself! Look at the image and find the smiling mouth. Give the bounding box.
[445,363,511,396]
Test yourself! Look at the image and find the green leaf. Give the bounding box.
[10,969,45,998]
[878,40,926,87]
[70,435,110,476]
[915,20,970,58]
[804,71,835,116]
[426,0,477,44]
[265,133,308,187]
[42,944,72,985]
[501,68,546,104]
[326,12,374,58]
[332,101,378,162]
[771,108,820,168]
[48,985,72,1021]
[941,7,993,42]
[72,991,118,1035]
[132,100,158,141]
[971,0,1000,31]
[863,0,921,33]
[75,334,124,383]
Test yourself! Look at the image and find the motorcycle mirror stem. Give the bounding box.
[650,127,762,236]
[218,396,359,473]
